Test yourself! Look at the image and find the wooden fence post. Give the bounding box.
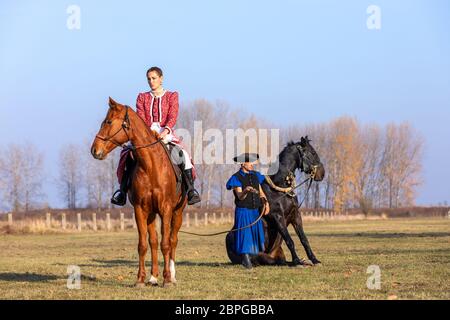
[61,213,66,230]
[212,212,216,224]
[120,212,125,231]
[220,212,224,224]
[228,211,232,223]
[204,212,208,226]
[92,213,97,231]
[7,213,12,226]
[132,213,136,229]
[46,212,51,228]
[77,213,82,231]
[106,213,111,231]
[194,212,198,227]
[186,212,190,228]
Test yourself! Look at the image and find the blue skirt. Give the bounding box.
[233,207,265,255]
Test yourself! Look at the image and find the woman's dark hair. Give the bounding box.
[146,66,163,77]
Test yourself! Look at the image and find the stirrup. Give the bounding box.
[187,189,201,205]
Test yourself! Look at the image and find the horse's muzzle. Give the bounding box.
[313,164,325,181]
[91,146,104,160]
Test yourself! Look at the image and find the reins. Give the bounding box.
[178,211,266,236]
[97,105,316,237]
[95,105,163,150]
[178,169,316,237]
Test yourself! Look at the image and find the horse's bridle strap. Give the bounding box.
[96,105,163,150]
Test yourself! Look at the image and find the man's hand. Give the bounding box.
[244,186,259,194]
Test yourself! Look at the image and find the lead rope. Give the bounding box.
[178,176,314,237]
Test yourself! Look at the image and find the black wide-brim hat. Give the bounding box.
[233,153,260,163]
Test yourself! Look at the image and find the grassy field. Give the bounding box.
[0,218,449,300]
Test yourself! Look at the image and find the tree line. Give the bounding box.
[0,99,424,213]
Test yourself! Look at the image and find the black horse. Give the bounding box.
[226,136,325,266]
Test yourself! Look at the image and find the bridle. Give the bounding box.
[268,144,319,209]
[95,105,163,150]
[178,144,320,237]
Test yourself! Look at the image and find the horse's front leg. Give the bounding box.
[160,209,173,287]
[147,213,159,286]
[135,206,148,287]
[168,208,184,284]
[271,209,307,267]
[292,210,321,265]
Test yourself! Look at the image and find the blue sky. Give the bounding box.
[0,0,449,207]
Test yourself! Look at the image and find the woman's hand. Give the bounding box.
[159,127,170,139]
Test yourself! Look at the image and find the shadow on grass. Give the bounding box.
[57,258,236,269]
[0,272,60,282]
[309,232,450,239]
[85,258,292,268]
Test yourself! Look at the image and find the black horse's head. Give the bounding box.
[286,136,325,181]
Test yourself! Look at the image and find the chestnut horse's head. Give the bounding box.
[91,97,131,160]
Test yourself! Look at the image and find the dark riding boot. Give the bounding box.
[111,174,129,206]
[241,254,253,269]
[184,168,201,205]
[111,159,134,206]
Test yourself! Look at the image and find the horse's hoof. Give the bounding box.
[302,260,314,267]
[291,258,312,267]
[146,275,158,286]
[290,260,306,268]
[135,282,145,288]
[311,259,322,266]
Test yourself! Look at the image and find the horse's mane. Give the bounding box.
[279,140,298,163]
[125,105,161,141]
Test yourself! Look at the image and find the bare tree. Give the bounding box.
[380,123,424,208]
[83,138,120,211]
[58,144,84,209]
[0,143,46,212]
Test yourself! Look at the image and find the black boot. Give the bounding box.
[111,158,134,206]
[184,168,201,205]
[241,254,253,269]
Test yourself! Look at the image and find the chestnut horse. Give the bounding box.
[90,97,187,287]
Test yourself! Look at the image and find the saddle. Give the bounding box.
[124,141,184,195]
[161,142,184,194]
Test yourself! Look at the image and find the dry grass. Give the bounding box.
[0,218,449,300]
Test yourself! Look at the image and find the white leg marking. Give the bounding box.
[149,275,158,285]
[170,259,176,282]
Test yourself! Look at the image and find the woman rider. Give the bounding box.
[226,153,270,269]
[111,66,201,206]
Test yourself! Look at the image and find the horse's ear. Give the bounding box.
[108,97,117,108]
